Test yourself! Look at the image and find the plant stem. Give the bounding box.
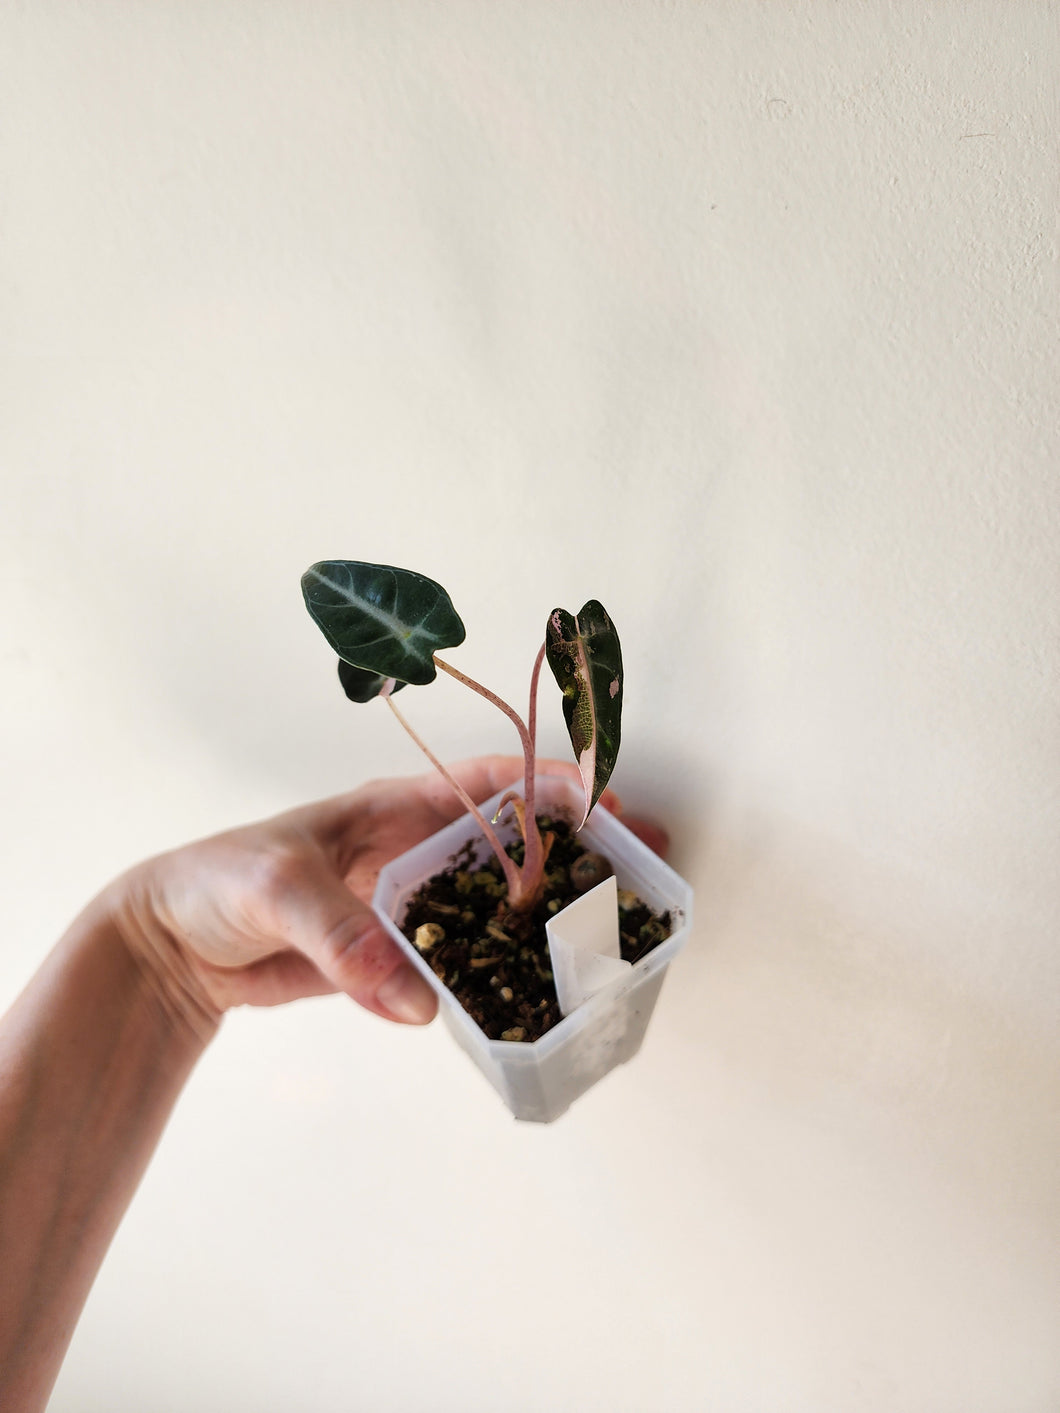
[383,694,523,902]
[527,642,546,758]
[433,656,535,764]
[521,641,548,888]
[432,653,547,911]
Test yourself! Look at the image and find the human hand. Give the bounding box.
[106,755,668,1039]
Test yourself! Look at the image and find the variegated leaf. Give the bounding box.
[545,600,623,827]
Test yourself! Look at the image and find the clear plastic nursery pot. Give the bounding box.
[372,774,693,1123]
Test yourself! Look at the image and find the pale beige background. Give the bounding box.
[2,3,1058,1410]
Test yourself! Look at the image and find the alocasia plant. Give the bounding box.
[301,560,623,911]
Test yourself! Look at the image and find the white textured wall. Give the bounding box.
[2,4,1058,1410]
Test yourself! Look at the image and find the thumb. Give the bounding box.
[266,849,437,1025]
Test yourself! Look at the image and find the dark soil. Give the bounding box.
[400,815,672,1043]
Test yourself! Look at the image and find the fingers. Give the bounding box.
[619,815,670,859]
[447,753,523,799]
[313,913,438,1026]
[442,754,624,815]
[296,755,626,845]
[212,950,339,1009]
[257,849,437,1025]
[446,759,665,855]
[445,758,664,855]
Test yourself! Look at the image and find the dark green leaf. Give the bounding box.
[545,600,623,827]
[302,560,465,687]
[337,658,407,704]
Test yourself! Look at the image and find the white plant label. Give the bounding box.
[546,875,632,1017]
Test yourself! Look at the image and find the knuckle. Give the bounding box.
[320,914,392,985]
[252,846,306,910]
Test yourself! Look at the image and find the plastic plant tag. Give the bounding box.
[546,875,632,1017]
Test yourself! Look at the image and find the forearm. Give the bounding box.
[0,897,217,1412]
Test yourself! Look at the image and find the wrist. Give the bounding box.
[100,865,223,1051]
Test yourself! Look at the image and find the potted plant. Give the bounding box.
[302,560,693,1121]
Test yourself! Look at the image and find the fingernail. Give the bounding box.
[377,963,437,1024]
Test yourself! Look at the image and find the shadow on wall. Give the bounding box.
[604,741,715,881]
[54,548,388,797]
[651,800,1060,1246]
